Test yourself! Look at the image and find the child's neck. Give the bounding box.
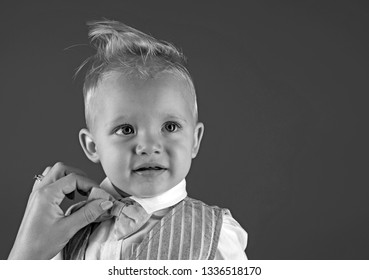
[112,184,131,198]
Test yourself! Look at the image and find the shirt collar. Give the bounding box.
[99,178,187,214]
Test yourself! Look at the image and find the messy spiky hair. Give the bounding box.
[76,19,198,130]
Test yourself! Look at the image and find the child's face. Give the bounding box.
[80,71,204,198]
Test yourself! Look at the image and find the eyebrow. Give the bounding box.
[105,116,128,128]
[105,113,188,128]
[164,114,188,123]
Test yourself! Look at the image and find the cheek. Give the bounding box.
[166,137,193,165]
[98,142,132,170]
[167,134,191,151]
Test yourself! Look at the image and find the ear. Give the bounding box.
[192,122,204,158]
[79,128,100,163]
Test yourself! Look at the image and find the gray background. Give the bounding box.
[1,0,368,259]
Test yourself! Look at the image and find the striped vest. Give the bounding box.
[63,197,227,260]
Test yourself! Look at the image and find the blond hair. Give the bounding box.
[76,19,198,130]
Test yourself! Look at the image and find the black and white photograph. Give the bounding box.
[1,0,368,266]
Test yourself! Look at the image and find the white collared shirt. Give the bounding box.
[54,178,247,260]
[104,177,188,214]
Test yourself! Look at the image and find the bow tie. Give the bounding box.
[69,187,151,240]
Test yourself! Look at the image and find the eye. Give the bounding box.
[163,121,181,133]
[114,124,135,135]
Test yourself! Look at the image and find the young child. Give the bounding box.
[57,19,247,260]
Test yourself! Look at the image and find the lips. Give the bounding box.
[133,163,167,173]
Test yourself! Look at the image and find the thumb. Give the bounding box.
[65,199,113,235]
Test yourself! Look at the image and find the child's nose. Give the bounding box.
[135,134,162,155]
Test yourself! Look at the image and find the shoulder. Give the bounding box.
[221,212,248,244]
[182,197,232,233]
[182,197,234,225]
[183,197,229,213]
[184,198,246,241]
[216,211,248,259]
[183,197,248,259]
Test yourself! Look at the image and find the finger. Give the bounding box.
[39,162,87,187]
[32,166,52,191]
[64,199,113,236]
[47,173,99,205]
[42,166,52,176]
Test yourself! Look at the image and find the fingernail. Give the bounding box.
[42,166,51,176]
[100,201,113,211]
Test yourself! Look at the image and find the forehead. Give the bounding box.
[93,71,194,125]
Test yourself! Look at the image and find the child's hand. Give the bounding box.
[8,162,113,260]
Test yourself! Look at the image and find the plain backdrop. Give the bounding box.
[1,0,368,259]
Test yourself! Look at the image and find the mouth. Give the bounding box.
[132,163,168,176]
